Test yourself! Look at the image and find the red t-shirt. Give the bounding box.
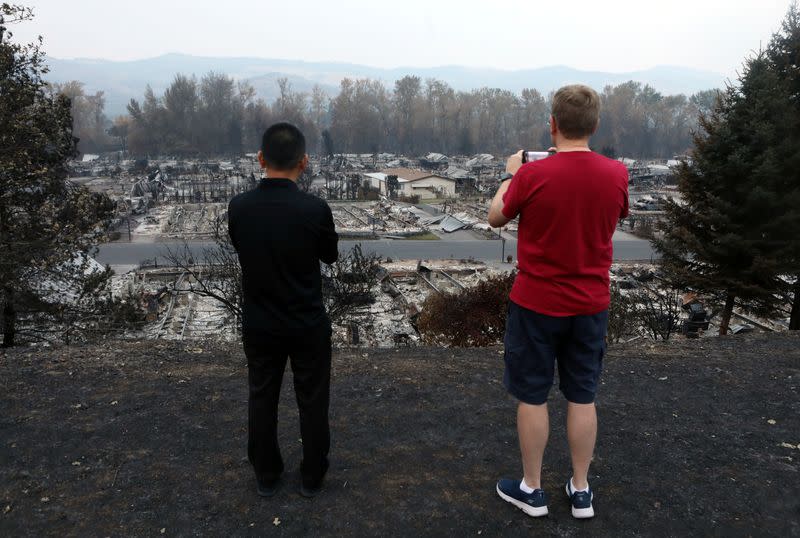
[502,151,629,316]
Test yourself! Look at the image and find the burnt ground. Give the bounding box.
[1,333,799,537]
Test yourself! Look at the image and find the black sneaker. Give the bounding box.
[299,480,323,498]
[299,459,329,498]
[496,478,549,517]
[256,477,281,498]
[565,479,594,518]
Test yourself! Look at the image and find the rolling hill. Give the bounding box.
[44,53,726,117]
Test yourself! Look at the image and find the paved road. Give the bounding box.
[96,232,656,267]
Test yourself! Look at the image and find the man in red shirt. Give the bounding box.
[488,84,628,519]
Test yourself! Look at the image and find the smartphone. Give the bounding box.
[522,150,555,163]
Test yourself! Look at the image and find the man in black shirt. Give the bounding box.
[228,122,338,498]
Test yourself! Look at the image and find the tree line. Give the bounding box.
[70,74,718,159]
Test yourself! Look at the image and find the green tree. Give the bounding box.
[655,52,789,334]
[0,4,119,346]
[767,1,800,330]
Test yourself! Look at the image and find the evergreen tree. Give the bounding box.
[767,1,800,330]
[654,52,788,334]
[1,4,121,346]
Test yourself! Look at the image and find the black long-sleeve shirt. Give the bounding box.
[228,178,338,335]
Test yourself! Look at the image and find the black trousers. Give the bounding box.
[243,322,332,487]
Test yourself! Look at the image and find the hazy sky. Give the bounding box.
[10,0,795,76]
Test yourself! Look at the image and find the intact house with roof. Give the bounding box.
[363,168,457,199]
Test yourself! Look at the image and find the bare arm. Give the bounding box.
[488,179,512,227]
[487,150,524,228]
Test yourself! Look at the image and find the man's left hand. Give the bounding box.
[506,150,524,176]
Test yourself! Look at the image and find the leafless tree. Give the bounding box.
[321,244,382,325]
[164,222,382,332]
[607,283,637,343]
[163,216,243,327]
[631,287,683,341]
[296,163,314,192]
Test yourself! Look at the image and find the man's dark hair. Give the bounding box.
[261,122,306,170]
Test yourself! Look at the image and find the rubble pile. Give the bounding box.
[70,151,510,242]
[160,204,226,237]
[127,204,227,239]
[144,292,233,341]
[609,262,793,338]
[333,259,502,347]
[329,202,430,237]
[131,206,172,236]
[113,268,238,341]
[77,152,794,344]
[110,260,505,346]
[422,200,512,236]
[107,255,792,347]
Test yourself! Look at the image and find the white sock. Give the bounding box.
[519,478,536,494]
[570,477,589,493]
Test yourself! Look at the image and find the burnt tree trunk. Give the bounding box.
[0,200,12,347]
[719,291,736,336]
[2,287,16,348]
[790,278,800,331]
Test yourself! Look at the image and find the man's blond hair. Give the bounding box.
[551,85,600,140]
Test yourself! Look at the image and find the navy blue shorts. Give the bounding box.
[503,301,607,405]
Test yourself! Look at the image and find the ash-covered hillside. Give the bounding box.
[1,333,798,536]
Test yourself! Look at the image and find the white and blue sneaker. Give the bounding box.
[565,478,594,518]
[496,478,549,517]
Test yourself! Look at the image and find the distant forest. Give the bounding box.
[59,73,719,159]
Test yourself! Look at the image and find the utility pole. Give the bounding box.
[497,227,506,262]
[501,235,506,262]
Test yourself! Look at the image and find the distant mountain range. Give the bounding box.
[44,53,727,117]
